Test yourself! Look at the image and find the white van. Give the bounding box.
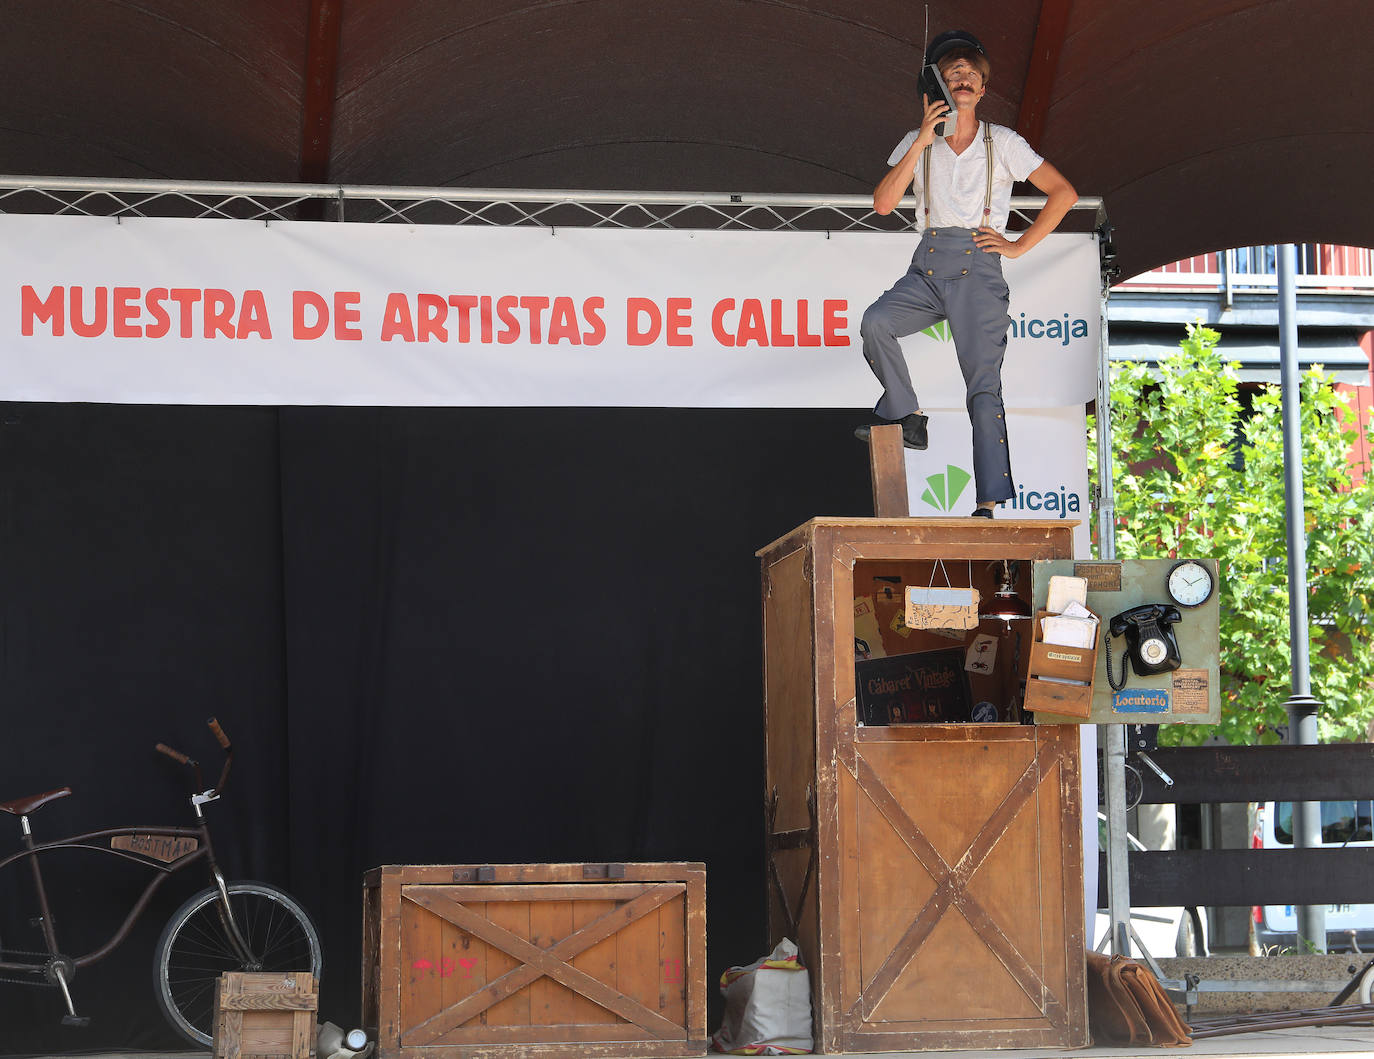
[1254,799,1374,952]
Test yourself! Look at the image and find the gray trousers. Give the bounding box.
[860,227,1014,504]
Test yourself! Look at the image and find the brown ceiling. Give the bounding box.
[3,0,1370,278]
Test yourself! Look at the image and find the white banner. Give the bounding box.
[906,405,1093,557]
[0,214,1099,408]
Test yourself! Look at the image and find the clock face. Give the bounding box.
[1167,560,1214,607]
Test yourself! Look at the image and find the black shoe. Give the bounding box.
[853,413,929,450]
[970,507,993,519]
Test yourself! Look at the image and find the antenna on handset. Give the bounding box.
[922,5,929,67]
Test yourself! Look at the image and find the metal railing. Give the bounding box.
[1118,245,1374,295]
[0,175,1103,234]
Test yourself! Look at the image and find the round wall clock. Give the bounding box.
[1166,559,1214,608]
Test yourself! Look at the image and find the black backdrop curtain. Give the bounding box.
[0,402,872,1052]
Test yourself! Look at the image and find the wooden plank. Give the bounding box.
[387,863,703,886]
[1042,725,1088,1046]
[1139,744,1374,804]
[240,1014,293,1054]
[418,883,654,903]
[219,993,319,1011]
[1097,847,1374,908]
[762,546,815,836]
[616,891,662,1033]
[401,883,445,1032]
[218,1009,243,1059]
[756,517,1077,560]
[438,1023,686,1045]
[527,897,571,1028]
[291,1009,315,1059]
[867,423,909,517]
[389,1033,705,1058]
[570,899,620,1026]
[682,869,707,1042]
[362,877,381,1037]
[657,889,686,1030]
[442,896,483,1030]
[378,867,404,1055]
[484,897,531,1028]
[811,524,842,1053]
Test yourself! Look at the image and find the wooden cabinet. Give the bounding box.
[758,518,1087,1052]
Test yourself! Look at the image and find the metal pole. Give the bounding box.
[1096,259,1133,955]
[1277,241,1326,952]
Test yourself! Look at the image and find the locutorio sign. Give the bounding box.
[1,214,1098,408]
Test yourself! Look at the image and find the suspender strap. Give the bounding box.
[921,121,996,228]
[922,144,930,224]
[982,120,994,224]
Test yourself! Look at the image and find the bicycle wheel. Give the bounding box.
[153,880,323,1046]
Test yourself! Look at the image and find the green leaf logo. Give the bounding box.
[920,320,952,342]
[920,464,972,512]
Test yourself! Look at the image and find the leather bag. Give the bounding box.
[1085,950,1193,1047]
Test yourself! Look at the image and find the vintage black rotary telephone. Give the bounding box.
[1105,604,1183,690]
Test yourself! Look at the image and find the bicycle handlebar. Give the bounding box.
[208,717,234,795]
[155,742,191,765]
[155,718,234,796]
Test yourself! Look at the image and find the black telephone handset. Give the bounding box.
[918,63,958,137]
[1106,604,1184,690]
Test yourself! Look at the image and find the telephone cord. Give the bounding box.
[1104,631,1130,691]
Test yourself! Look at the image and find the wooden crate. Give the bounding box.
[362,862,707,1059]
[757,518,1089,1052]
[213,971,317,1059]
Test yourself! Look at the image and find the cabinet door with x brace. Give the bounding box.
[834,724,1088,1051]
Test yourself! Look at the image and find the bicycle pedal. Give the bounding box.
[61,1015,91,1027]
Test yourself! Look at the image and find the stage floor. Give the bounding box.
[18,1021,1374,1059]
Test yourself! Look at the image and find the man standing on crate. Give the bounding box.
[854,29,1078,518]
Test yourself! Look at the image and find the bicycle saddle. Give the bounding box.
[0,786,73,816]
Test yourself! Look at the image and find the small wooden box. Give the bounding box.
[213,971,317,1059]
[1024,608,1099,719]
[362,863,707,1059]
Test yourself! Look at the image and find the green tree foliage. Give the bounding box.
[1089,324,1374,745]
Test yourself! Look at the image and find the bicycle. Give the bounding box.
[0,718,322,1046]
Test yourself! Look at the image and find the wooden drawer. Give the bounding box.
[362,863,708,1059]
[1025,608,1099,719]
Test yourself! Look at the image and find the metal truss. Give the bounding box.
[0,175,1103,234]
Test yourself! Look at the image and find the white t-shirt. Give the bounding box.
[886,122,1044,234]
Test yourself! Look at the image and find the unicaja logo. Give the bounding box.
[920,464,971,513]
[920,321,953,342]
[999,481,1083,518]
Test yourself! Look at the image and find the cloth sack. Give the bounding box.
[710,938,813,1055]
[1085,950,1193,1047]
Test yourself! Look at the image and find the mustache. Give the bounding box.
[950,81,976,92]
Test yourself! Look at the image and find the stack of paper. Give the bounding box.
[1046,575,1088,614]
[1041,599,1099,648]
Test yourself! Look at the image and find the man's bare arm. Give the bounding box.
[873,95,950,215]
[971,160,1077,258]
